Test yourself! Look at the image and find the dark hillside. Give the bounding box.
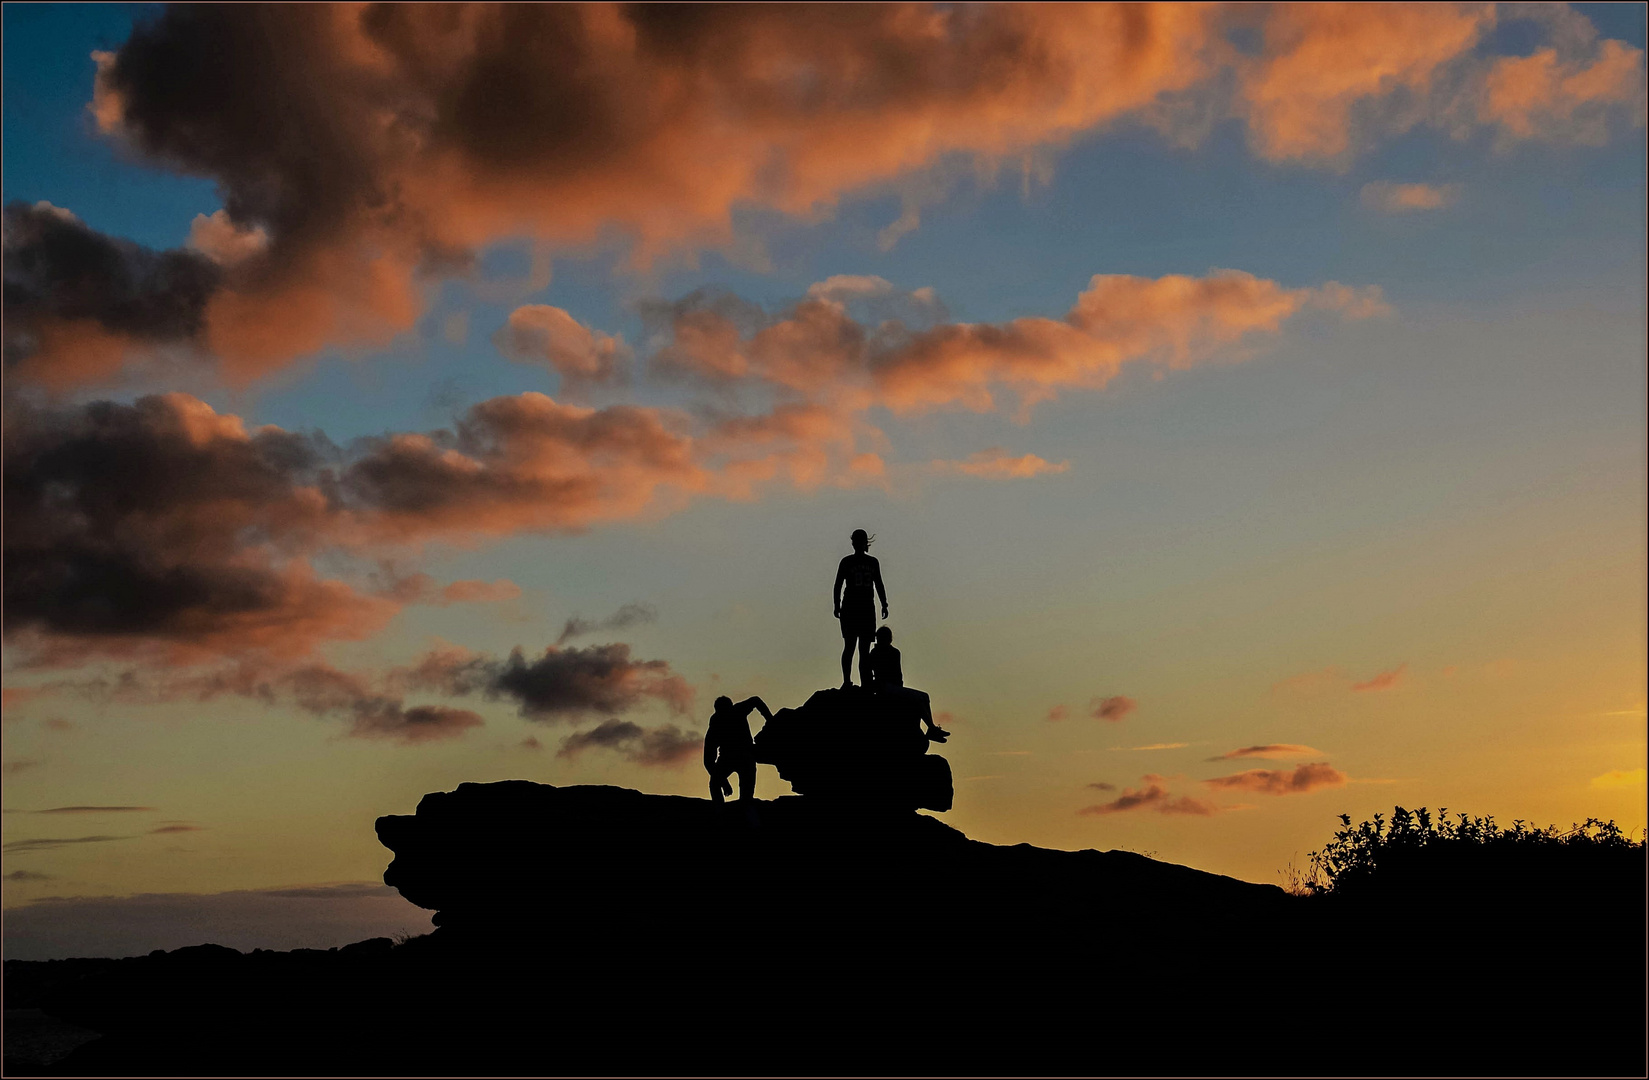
[6,784,1643,1076]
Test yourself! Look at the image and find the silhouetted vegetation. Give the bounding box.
[1304,805,1644,896]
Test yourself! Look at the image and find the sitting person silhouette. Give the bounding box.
[865,626,949,743]
[704,695,773,805]
[833,528,887,689]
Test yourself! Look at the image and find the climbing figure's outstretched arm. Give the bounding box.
[738,696,773,723]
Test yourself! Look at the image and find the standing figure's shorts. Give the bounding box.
[839,606,875,640]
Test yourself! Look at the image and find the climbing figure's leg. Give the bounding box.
[736,763,756,802]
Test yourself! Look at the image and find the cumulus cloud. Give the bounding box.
[556,718,703,767]
[1091,696,1138,722]
[494,304,630,392]
[1207,744,1321,762]
[399,641,692,722]
[1078,782,1217,817]
[1229,4,1644,165]
[556,602,659,645]
[1203,762,1347,795]
[1360,181,1460,213]
[5,6,1632,386]
[2,201,221,388]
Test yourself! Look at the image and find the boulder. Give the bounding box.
[753,686,952,811]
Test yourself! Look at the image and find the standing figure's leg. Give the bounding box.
[857,631,874,688]
[840,634,855,688]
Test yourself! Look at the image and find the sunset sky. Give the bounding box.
[4,2,1645,959]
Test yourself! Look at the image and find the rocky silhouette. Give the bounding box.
[751,686,953,811]
[7,782,1643,1077]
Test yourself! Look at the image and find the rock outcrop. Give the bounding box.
[753,686,953,810]
[373,781,1275,932]
[9,781,1643,1077]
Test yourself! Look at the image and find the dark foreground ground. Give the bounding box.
[6,782,1644,1076]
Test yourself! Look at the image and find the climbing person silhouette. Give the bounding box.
[833,529,887,688]
[866,626,949,743]
[704,694,772,806]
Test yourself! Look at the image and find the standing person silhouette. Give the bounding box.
[833,529,887,689]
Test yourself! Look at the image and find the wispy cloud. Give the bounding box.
[4,869,55,882]
[1360,181,1460,213]
[1591,768,1646,790]
[555,602,659,645]
[1351,664,1407,692]
[1108,742,1189,752]
[3,835,129,853]
[1207,744,1320,762]
[1203,762,1347,795]
[1078,782,1217,817]
[35,806,155,815]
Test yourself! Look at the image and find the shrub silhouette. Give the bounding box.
[1305,805,1643,897]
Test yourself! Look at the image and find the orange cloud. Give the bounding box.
[1351,664,1407,692]
[1047,704,1070,723]
[434,579,522,606]
[874,272,1385,417]
[1237,3,1495,163]
[2,688,46,711]
[1360,181,1460,213]
[1483,39,1646,144]
[50,4,1218,385]
[493,304,629,392]
[932,448,1070,480]
[10,6,1635,387]
[1203,761,1347,795]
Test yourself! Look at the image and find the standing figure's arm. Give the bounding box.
[833,560,847,617]
[874,561,888,618]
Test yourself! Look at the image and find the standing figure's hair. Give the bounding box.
[850,528,874,547]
